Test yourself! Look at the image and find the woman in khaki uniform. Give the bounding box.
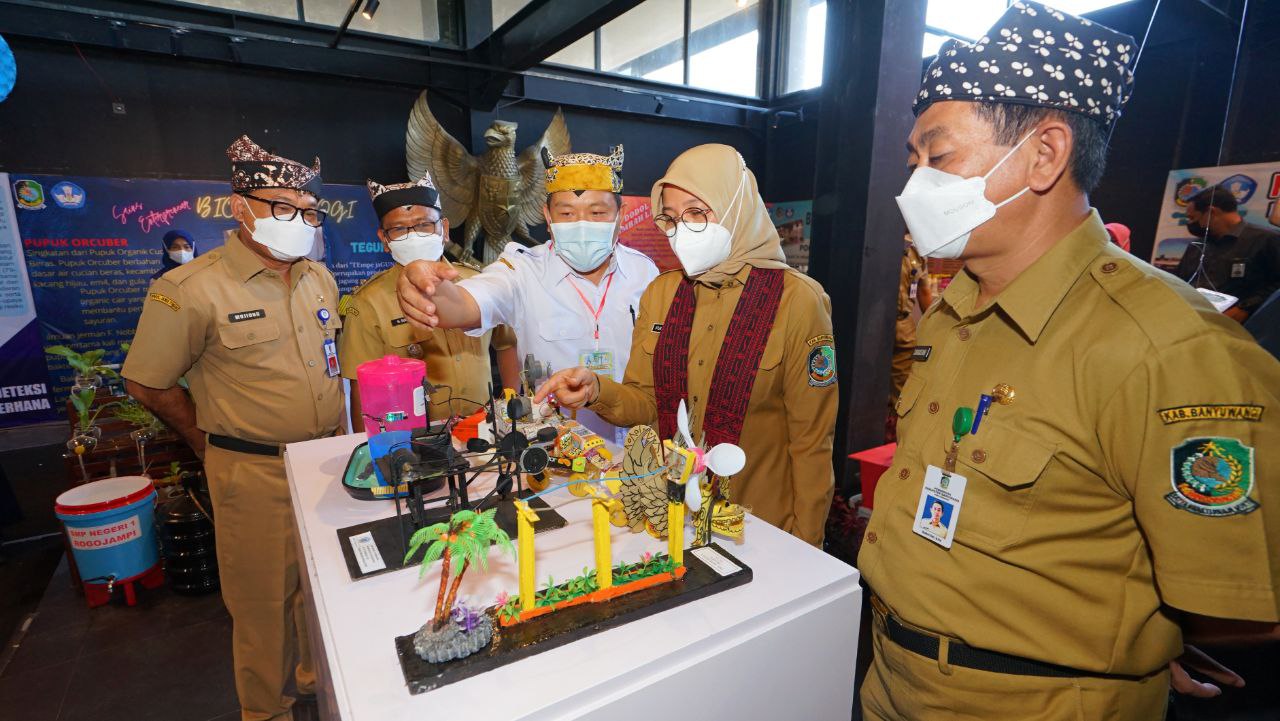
[535,144,838,545]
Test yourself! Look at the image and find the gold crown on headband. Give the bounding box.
[542,145,624,194]
[366,172,437,200]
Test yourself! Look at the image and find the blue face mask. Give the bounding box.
[550,220,618,273]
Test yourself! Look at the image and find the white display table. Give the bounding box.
[284,433,862,721]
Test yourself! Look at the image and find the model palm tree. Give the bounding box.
[406,508,514,632]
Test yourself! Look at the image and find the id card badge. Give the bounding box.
[912,465,967,549]
[579,348,614,374]
[323,338,341,377]
[1231,261,1246,278]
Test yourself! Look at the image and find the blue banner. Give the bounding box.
[7,174,392,426]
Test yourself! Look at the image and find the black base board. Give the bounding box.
[394,543,753,695]
[336,491,567,581]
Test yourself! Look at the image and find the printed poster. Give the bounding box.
[1151,161,1280,272]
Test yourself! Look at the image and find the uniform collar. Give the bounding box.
[222,234,312,285]
[941,209,1108,344]
[694,263,752,289]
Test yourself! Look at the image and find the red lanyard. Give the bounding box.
[566,271,615,342]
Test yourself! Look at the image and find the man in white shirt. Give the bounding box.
[396,145,659,443]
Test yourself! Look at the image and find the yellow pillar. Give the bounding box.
[668,500,685,568]
[590,492,613,591]
[662,441,696,569]
[514,500,539,613]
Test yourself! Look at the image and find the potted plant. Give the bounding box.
[406,508,514,663]
[46,345,120,392]
[114,396,165,471]
[66,387,118,481]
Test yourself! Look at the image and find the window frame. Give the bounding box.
[540,0,772,100]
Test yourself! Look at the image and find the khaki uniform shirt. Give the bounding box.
[898,244,926,321]
[860,211,1280,675]
[593,266,839,545]
[122,235,343,444]
[337,263,514,421]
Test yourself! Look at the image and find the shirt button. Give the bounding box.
[706,324,713,331]
[247,332,256,340]
[928,401,940,414]
[308,360,316,367]
[866,531,878,544]
[697,359,704,366]
[693,395,699,404]
[317,394,323,401]
[971,449,988,464]
[1101,262,1118,274]
[957,327,971,341]
[298,325,304,333]
[898,468,910,480]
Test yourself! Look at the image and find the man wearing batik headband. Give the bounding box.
[855,2,1280,719]
[338,174,517,426]
[123,135,343,721]
[395,144,659,444]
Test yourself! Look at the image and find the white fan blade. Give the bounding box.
[704,444,746,477]
[677,399,695,448]
[684,476,702,513]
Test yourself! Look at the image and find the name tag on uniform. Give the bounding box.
[579,348,614,373]
[912,465,967,549]
[323,338,340,377]
[1231,261,1246,278]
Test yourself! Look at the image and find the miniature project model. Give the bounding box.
[405,508,513,663]
[614,401,748,545]
[393,399,754,695]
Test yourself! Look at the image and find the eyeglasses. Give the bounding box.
[242,194,327,228]
[383,221,440,242]
[653,208,711,238]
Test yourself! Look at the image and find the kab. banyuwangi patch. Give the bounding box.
[1166,438,1258,517]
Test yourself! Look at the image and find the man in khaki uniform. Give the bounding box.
[339,174,516,428]
[861,4,1279,719]
[531,144,838,545]
[890,237,931,409]
[124,136,342,721]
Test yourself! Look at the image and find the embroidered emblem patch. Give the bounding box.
[228,309,265,323]
[808,345,837,387]
[391,317,409,327]
[406,343,423,359]
[148,292,180,311]
[1158,404,1263,425]
[912,346,932,362]
[806,333,835,347]
[1165,438,1258,517]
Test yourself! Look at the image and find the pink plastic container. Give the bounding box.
[356,355,427,435]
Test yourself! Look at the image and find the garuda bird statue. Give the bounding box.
[405,91,572,263]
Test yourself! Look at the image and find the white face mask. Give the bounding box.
[895,130,1036,259]
[670,170,746,277]
[241,203,317,262]
[168,249,194,265]
[389,231,445,266]
[550,220,618,273]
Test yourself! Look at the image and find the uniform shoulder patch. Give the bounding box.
[338,294,356,318]
[1158,404,1264,425]
[148,292,180,311]
[1166,437,1258,517]
[498,257,515,271]
[806,333,834,347]
[808,344,837,387]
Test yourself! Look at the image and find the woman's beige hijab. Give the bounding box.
[650,144,787,285]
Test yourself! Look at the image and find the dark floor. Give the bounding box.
[0,557,240,721]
